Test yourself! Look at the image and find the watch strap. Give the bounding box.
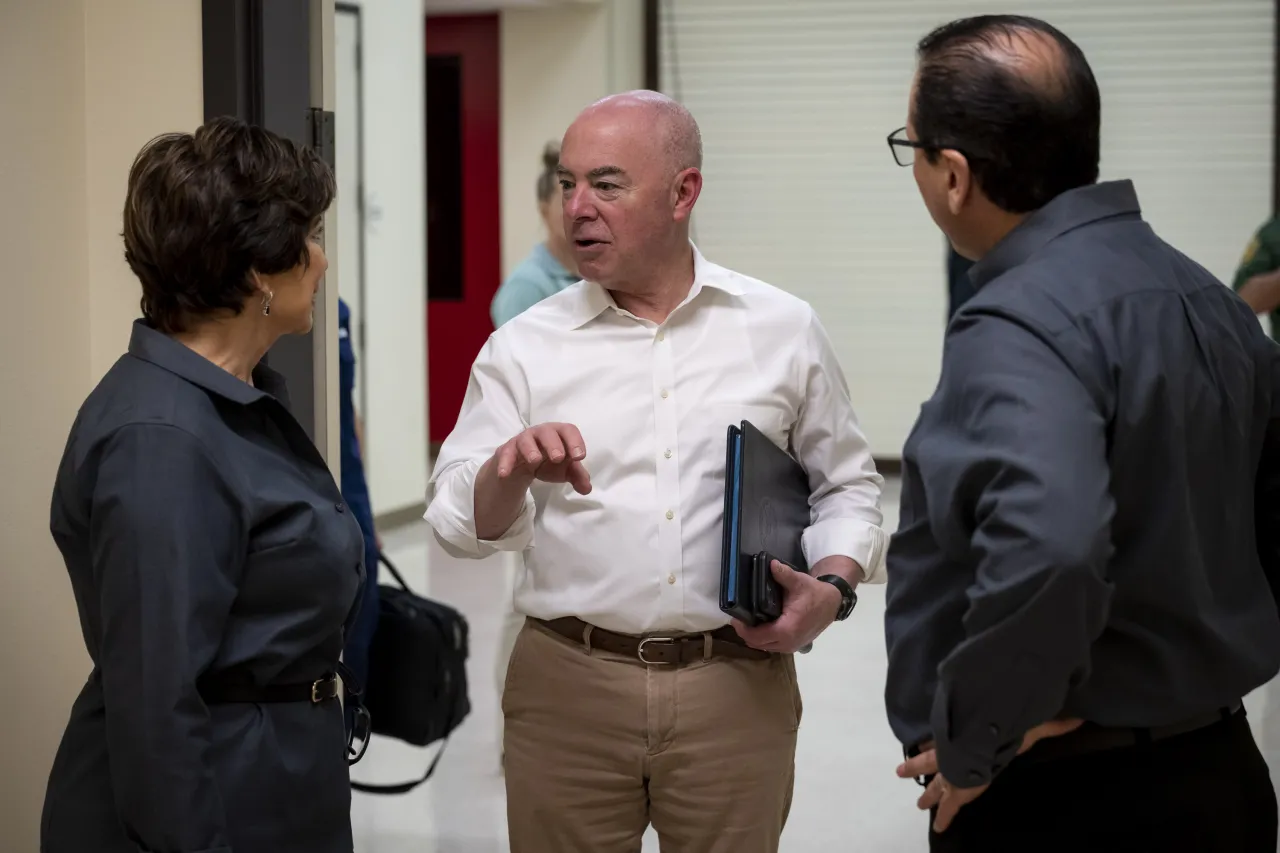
[816,573,857,621]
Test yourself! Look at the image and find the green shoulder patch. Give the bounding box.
[1242,235,1261,266]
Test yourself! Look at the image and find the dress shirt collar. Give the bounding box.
[566,243,745,329]
[969,180,1143,290]
[127,319,288,404]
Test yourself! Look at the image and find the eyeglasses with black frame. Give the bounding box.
[887,127,972,169]
[887,126,930,167]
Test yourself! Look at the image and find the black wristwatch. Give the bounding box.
[816,574,857,621]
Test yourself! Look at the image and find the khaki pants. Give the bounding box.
[495,605,525,752]
[502,618,802,853]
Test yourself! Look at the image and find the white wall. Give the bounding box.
[0,1,204,846]
[500,0,643,278]
[343,0,430,516]
[340,0,638,514]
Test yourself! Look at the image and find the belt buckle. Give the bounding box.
[311,676,332,704]
[637,636,676,665]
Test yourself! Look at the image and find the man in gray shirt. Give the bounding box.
[886,15,1280,852]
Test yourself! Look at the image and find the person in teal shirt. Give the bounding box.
[491,142,579,328]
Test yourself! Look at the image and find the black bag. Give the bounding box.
[351,553,471,795]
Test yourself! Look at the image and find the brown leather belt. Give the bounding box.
[534,616,771,664]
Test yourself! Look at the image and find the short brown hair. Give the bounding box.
[123,116,336,334]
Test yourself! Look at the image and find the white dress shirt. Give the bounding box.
[426,247,888,634]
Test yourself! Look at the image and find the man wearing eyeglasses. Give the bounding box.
[884,14,1280,853]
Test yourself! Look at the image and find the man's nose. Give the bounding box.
[563,185,597,221]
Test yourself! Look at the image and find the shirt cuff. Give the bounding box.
[424,460,536,558]
[801,518,889,583]
[928,657,1031,789]
[930,686,1009,789]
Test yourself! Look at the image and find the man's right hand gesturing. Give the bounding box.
[473,423,591,542]
[494,423,592,495]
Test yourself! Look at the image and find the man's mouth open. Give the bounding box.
[575,239,608,250]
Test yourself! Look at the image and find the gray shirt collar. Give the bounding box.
[969,180,1143,290]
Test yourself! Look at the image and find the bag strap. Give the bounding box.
[377,552,413,593]
[353,552,459,794]
[350,735,451,795]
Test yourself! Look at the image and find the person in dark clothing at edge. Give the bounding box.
[1233,215,1280,337]
[885,15,1280,853]
[338,297,380,724]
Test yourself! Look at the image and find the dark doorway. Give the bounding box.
[426,55,464,302]
[425,14,500,445]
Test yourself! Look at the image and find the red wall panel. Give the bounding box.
[426,14,500,444]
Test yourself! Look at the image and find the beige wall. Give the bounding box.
[499,0,644,279]
[85,1,205,374]
[0,0,203,847]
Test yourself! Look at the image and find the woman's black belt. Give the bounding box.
[196,664,370,766]
[197,671,342,705]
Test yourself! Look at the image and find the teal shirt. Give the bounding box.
[491,243,579,328]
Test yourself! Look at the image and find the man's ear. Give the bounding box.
[941,150,972,216]
[672,168,703,224]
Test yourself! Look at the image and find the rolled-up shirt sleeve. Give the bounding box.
[920,310,1115,788]
[90,423,243,853]
[426,332,535,558]
[792,308,889,582]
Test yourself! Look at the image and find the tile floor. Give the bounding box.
[350,477,1280,852]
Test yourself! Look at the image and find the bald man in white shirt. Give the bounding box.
[426,91,887,853]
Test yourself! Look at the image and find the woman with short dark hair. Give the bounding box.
[41,116,365,853]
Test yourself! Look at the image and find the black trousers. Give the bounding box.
[928,709,1277,853]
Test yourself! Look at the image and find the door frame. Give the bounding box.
[201,0,339,462]
[335,2,369,419]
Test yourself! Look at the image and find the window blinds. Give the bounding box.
[661,0,1274,456]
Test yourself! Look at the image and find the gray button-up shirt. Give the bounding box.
[885,180,1280,787]
[43,321,366,853]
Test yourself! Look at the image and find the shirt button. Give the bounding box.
[657,331,665,342]
[664,449,672,459]
[665,509,675,520]
[335,503,345,513]
[667,573,676,584]
[989,724,1000,737]
[660,389,669,399]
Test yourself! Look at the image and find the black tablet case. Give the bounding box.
[719,419,811,626]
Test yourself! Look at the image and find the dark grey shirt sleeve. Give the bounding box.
[918,311,1116,787]
[90,423,243,852]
